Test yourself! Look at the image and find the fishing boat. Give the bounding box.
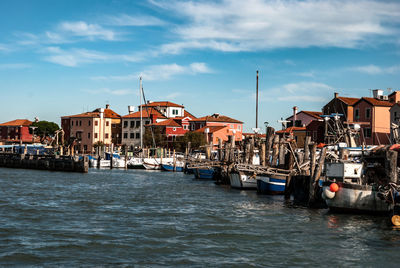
[142,157,174,170]
[229,170,257,190]
[194,167,215,179]
[321,162,392,213]
[127,157,145,169]
[161,160,184,172]
[257,173,288,194]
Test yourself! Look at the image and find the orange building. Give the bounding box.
[323,92,359,122]
[190,113,243,146]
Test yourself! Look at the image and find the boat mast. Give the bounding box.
[140,76,143,149]
[256,70,259,130]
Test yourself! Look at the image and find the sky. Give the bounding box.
[1,0,400,132]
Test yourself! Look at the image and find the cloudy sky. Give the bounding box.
[1,0,400,131]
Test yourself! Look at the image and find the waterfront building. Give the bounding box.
[352,90,395,145]
[323,92,360,122]
[61,105,121,154]
[0,119,33,144]
[190,114,243,145]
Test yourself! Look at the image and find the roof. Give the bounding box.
[301,111,323,119]
[64,108,121,119]
[276,126,306,134]
[122,107,166,119]
[356,97,393,107]
[195,125,228,133]
[149,118,181,127]
[242,133,266,138]
[337,97,360,105]
[184,110,196,119]
[0,119,32,127]
[139,101,184,108]
[192,114,243,124]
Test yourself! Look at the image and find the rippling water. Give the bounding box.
[1,167,400,267]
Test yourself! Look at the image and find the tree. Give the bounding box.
[30,120,60,137]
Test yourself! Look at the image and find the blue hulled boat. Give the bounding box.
[257,174,287,194]
[194,167,215,179]
[161,163,184,172]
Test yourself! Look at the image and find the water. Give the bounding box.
[1,167,400,267]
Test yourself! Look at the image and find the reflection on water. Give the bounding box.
[1,167,400,266]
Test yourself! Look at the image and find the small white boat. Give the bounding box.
[229,171,257,190]
[127,157,145,169]
[142,157,174,170]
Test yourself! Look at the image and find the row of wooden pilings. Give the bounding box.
[196,127,329,207]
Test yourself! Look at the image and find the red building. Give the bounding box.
[0,119,33,144]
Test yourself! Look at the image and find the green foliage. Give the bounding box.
[30,120,60,137]
[143,127,166,148]
[93,141,105,148]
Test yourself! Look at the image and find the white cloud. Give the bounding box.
[0,63,31,70]
[352,64,400,75]
[261,81,332,103]
[59,21,116,41]
[105,14,165,26]
[92,62,212,81]
[151,0,400,52]
[0,43,10,51]
[43,46,142,67]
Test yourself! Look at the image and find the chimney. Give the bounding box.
[293,106,298,127]
[105,104,110,109]
[213,113,220,118]
[334,92,339,98]
[128,106,135,114]
[150,113,158,123]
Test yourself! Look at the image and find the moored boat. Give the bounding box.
[229,171,257,190]
[257,174,287,194]
[194,167,215,179]
[161,161,184,172]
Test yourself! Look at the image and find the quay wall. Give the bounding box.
[0,153,88,173]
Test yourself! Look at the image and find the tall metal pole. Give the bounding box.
[140,76,143,149]
[256,70,259,129]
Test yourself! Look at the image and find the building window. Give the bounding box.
[95,133,98,139]
[112,124,116,128]
[145,120,150,125]
[130,133,134,139]
[95,120,98,126]
[123,133,128,139]
[130,121,134,128]
[191,124,195,130]
[366,108,371,119]
[76,121,78,126]
[105,133,109,139]
[84,145,87,151]
[238,125,241,130]
[71,121,74,126]
[88,133,91,139]
[184,125,188,130]
[106,121,109,127]
[79,120,82,126]
[136,121,140,128]
[355,108,360,119]
[123,121,128,128]
[88,121,91,126]
[172,109,178,115]
[136,133,140,139]
[173,127,176,131]
[363,128,372,138]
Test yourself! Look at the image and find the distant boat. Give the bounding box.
[257,174,288,194]
[229,171,257,190]
[143,157,174,170]
[127,157,145,169]
[194,167,215,179]
[161,160,184,172]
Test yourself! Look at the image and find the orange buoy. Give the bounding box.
[330,183,339,192]
[392,215,400,226]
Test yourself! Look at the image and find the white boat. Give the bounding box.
[142,157,174,170]
[229,171,257,190]
[90,158,126,168]
[127,157,145,169]
[322,162,392,213]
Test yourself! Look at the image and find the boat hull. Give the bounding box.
[194,168,215,179]
[257,174,286,194]
[161,164,184,172]
[322,182,392,213]
[229,171,257,190]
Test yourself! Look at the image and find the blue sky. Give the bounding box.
[1,0,400,131]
